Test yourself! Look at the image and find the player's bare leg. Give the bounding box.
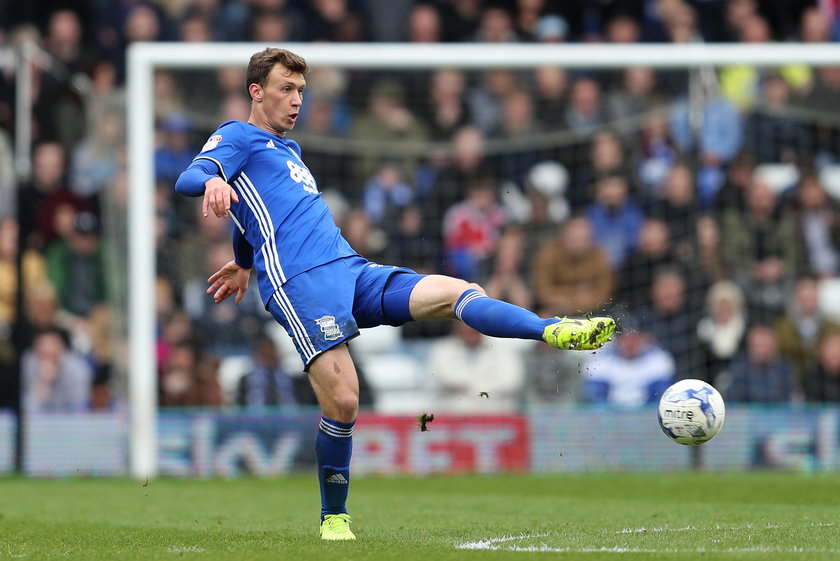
[308,345,359,423]
[408,275,481,320]
[307,345,358,540]
[407,274,615,350]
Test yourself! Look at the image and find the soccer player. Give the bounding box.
[175,48,615,541]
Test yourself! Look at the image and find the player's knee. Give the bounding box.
[453,281,485,303]
[465,282,486,295]
[330,392,359,423]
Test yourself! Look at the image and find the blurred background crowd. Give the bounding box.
[1,0,840,418]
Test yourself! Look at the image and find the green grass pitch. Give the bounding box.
[2,473,839,560]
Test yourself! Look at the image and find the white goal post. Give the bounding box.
[127,41,840,478]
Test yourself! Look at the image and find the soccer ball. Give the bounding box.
[657,379,725,446]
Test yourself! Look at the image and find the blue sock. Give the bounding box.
[316,417,354,519]
[454,289,553,341]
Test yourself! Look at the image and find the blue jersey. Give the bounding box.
[191,121,357,306]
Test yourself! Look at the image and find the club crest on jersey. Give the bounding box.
[315,316,343,341]
[200,135,222,153]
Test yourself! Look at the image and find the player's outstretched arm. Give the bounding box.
[206,260,251,305]
[175,159,219,196]
[202,177,239,219]
[175,161,239,218]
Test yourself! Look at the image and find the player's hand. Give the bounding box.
[206,260,251,304]
[203,177,239,219]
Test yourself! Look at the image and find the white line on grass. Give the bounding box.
[615,525,697,534]
[457,523,840,554]
[457,533,549,550]
[166,546,206,553]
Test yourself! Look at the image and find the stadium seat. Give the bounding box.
[358,353,432,413]
[753,163,799,194]
[217,355,255,405]
[361,354,424,391]
[372,390,434,414]
[818,277,840,322]
[352,324,401,355]
[819,164,840,202]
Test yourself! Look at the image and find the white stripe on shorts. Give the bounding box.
[271,289,317,361]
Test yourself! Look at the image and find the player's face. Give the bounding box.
[256,63,306,135]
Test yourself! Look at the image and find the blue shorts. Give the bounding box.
[266,255,424,369]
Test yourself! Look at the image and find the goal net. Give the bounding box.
[125,42,840,477]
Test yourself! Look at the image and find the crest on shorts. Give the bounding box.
[315,315,343,341]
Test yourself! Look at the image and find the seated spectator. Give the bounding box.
[468,70,519,134]
[604,13,641,44]
[160,341,222,407]
[584,320,675,406]
[442,176,507,281]
[802,333,840,402]
[154,113,196,185]
[422,68,472,141]
[485,226,532,311]
[361,162,414,234]
[19,141,91,250]
[531,14,568,43]
[642,267,704,381]
[721,177,801,321]
[607,66,657,121]
[743,73,808,165]
[776,277,840,385]
[385,205,439,274]
[616,218,677,308]
[697,281,748,383]
[18,282,61,351]
[495,89,545,185]
[404,3,443,43]
[0,218,47,327]
[350,79,427,185]
[670,96,742,206]
[648,164,700,263]
[633,113,678,200]
[473,6,520,42]
[795,174,840,279]
[532,66,567,128]
[22,329,93,412]
[45,211,106,321]
[237,334,307,408]
[566,78,606,134]
[421,126,487,228]
[696,215,728,285]
[725,324,794,403]
[340,208,387,264]
[70,110,124,198]
[532,216,612,316]
[427,321,525,414]
[712,151,755,217]
[586,174,644,269]
[518,162,571,273]
[572,131,629,210]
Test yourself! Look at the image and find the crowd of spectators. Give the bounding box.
[1,0,840,415]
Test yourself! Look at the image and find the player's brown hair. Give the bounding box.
[245,48,309,93]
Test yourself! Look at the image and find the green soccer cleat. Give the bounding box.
[320,513,356,541]
[542,316,616,350]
